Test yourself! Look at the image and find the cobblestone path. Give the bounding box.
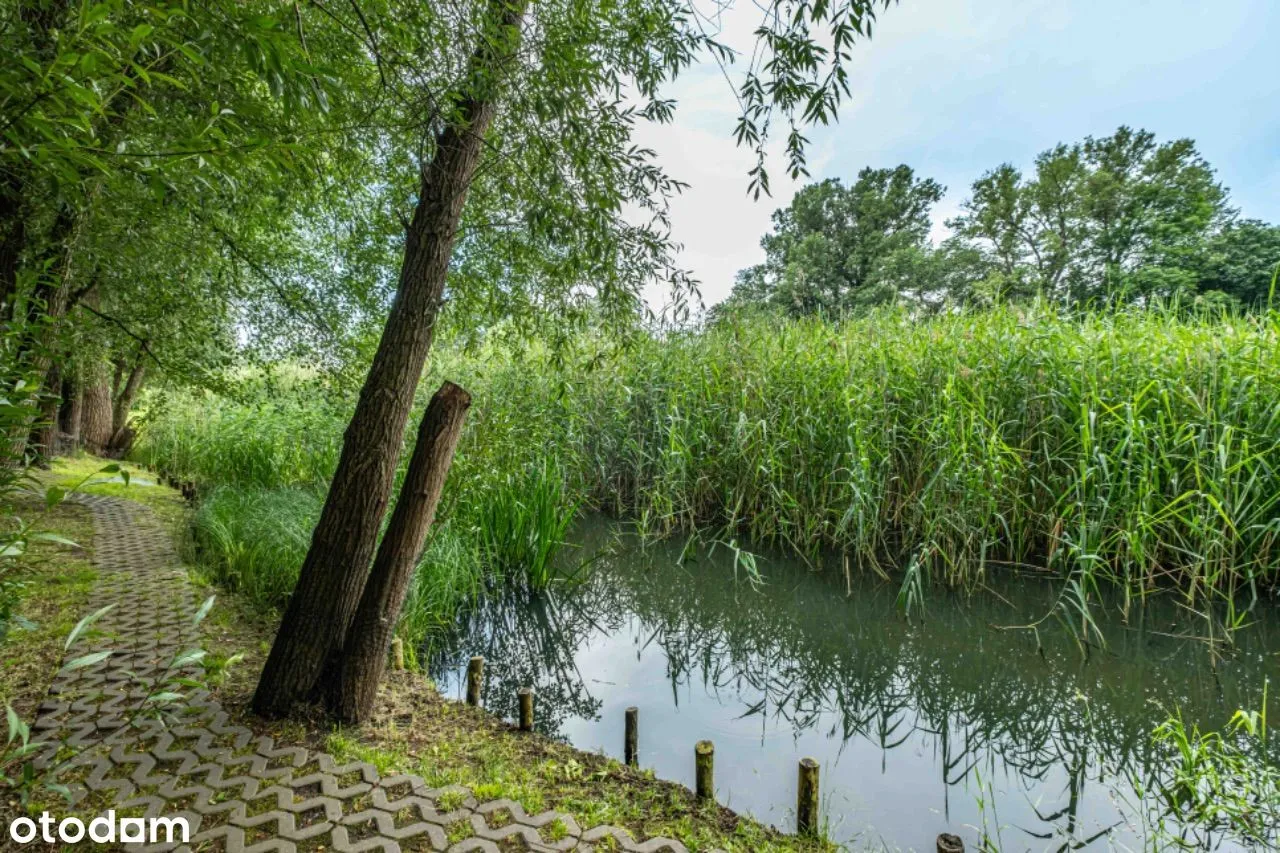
[30,494,691,852]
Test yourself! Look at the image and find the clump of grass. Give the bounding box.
[399,522,489,648]
[186,486,498,652]
[186,486,322,610]
[565,303,1280,637]
[135,375,346,489]
[476,461,578,589]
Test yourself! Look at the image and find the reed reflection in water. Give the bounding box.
[427,518,1280,851]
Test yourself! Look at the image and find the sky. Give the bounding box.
[634,0,1280,309]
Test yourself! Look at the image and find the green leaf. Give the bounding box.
[44,486,66,508]
[7,705,25,746]
[169,649,207,669]
[11,740,44,759]
[29,532,80,548]
[60,650,112,673]
[65,604,114,650]
[82,3,111,26]
[191,595,216,626]
[130,23,155,46]
[44,782,73,803]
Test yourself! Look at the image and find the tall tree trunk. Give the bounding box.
[63,374,83,449]
[80,366,113,455]
[0,0,70,320]
[252,0,527,718]
[330,382,470,723]
[0,178,25,323]
[29,362,62,465]
[109,355,145,450]
[111,359,125,401]
[6,206,82,461]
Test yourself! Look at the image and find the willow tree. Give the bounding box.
[250,0,900,719]
[0,0,338,463]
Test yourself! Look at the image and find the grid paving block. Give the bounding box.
[35,494,689,853]
[445,839,499,853]
[328,824,404,853]
[232,806,333,843]
[369,783,432,812]
[470,814,549,847]
[287,769,375,801]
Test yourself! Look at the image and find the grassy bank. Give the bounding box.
[6,463,832,852]
[0,496,97,719]
[136,304,1280,648]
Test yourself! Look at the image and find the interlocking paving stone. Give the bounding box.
[30,494,691,852]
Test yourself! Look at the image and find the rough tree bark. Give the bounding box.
[5,207,82,462]
[80,368,113,455]
[330,382,471,723]
[108,356,145,452]
[0,180,24,322]
[111,359,125,400]
[251,0,527,719]
[30,361,62,464]
[62,374,83,449]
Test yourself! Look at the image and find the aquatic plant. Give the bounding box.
[475,461,578,589]
[140,302,1280,645]
[1137,682,1278,849]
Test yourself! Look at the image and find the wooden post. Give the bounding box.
[797,757,819,836]
[694,740,714,802]
[624,707,638,767]
[936,833,964,853]
[466,656,484,706]
[518,688,534,731]
[390,637,405,670]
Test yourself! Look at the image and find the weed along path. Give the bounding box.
[26,490,728,853]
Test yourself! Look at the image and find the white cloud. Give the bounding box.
[635,0,1280,310]
[636,117,833,311]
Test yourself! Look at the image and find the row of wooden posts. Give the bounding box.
[421,652,967,852]
[140,462,199,502]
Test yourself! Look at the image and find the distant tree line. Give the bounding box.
[720,127,1280,317]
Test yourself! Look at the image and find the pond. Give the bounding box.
[427,517,1280,851]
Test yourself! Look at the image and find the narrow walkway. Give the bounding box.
[32,494,690,852]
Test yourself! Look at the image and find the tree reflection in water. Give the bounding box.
[426,518,1280,850]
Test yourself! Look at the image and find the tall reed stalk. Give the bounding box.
[139,303,1280,644]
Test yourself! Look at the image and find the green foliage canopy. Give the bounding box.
[726,126,1274,317]
[725,166,944,316]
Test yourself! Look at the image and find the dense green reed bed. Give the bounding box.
[138,304,1280,647]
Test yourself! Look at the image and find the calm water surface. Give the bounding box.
[428,517,1280,851]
